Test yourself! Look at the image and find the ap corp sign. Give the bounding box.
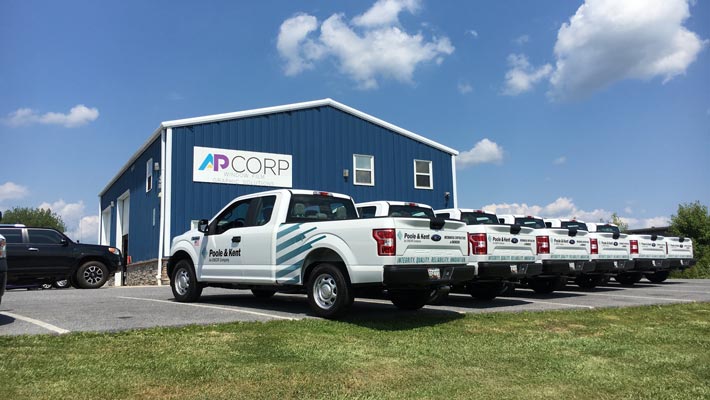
[193,146,292,188]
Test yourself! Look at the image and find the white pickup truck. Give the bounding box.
[645,236,696,283]
[497,214,594,293]
[544,219,630,288]
[613,233,667,285]
[435,208,542,299]
[169,190,472,318]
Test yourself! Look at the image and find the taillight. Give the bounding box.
[630,240,639,254]
[590,238,598,255]
[536,236,550,254]
[373,229,396,256]
[468,233,487,255]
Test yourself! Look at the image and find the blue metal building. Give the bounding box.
[98,99,459,285]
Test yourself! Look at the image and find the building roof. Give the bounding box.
[100,98,458,197]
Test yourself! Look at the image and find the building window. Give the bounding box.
[146,158,153,192]
[353,154,374,186]
[414,160,433,189]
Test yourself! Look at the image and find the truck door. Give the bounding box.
[201,198,252,280]
[239,195,276,283]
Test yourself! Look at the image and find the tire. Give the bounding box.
[75,261,109,289]
[251,289,276,298]
[389,289,430,310]
[171,259,203,302]
[306,263,353,319]
[468,281,506,300]
[529,277,565,294]
[644,271,670,283]
[40,282,53,290]
[574,275,603,289]
[53,279,70,289]
[615,272,642,286]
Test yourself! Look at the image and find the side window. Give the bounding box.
[213,200,251,235]
[414,160,433,189]
[353,154,374,186]
[358,206,377,218]
[146,158,153,192]
[0,229,23,244]
[28,229,64,244]
[254,196,277,226]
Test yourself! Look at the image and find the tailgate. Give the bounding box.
[666,237,694,259]
[635,235,666,258]
[595,233,630,260]
[482,224,536,262]
[393,218,467,264]
[548,228,591,260]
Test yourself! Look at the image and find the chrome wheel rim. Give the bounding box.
[313,273,337,310]
[56,279,69,288]
[175,269,190,296]
[83,265,104,285]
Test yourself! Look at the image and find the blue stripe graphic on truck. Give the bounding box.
[276,235,326,265]
[276,227,317,252]
[275,224,326,284]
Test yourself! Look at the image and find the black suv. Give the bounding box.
[0,226,121,289]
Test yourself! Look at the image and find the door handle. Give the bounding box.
[28,247,39,251]
[232,236,241,243]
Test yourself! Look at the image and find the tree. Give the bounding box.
[669,201,710,279]
[609,212,629,232]
[0,207,67,232]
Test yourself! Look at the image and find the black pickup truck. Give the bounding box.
[0,225,121,289]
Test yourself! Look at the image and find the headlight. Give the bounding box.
[108,247,120,255]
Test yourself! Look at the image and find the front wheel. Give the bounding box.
[171,259,202,302]
[645,271,670,283]
[76,261,109,289]
[389,289,430,310]
[306,263,353,319]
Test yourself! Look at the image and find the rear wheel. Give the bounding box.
[76,261,109,289]
[306,263,353,319]
[389,290,430,310]
[574,274,603,289]
[644,271,670,283]
[251,289,276,298]
[530,276,565,294]
[40,282,52,290]
[615,272,642,286]
[468,281,506,300]
[171,259,202,302]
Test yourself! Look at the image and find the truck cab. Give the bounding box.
[435,208,542,300]
[497,214,594,293]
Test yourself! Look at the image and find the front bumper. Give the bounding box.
[383,264,475,288]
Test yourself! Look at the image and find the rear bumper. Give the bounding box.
[540,260,595,276]
[663,258,696,270]
[630,259,665,272]
[475,262,543,280]
[593,260,634,273]
[383,264,475,288]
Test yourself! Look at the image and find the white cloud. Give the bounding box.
[4,104,99,128]
[0,182,29,202]
[457,81,473,94]
[37,199,98,243]
[549,0,707,100]
[457,138,504,168]
[466,30,478,38]
[481,197,668,229]
[66,215,99,244]
[502,53,552,95]
[352,0,420,27]
[276,1,454,89]
[553,156,566,165]
[624,206,634,214]
[513,34,530,45]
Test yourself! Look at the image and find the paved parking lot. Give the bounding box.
[1,279,709,336]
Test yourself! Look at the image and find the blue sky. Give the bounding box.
[1,0,708,242]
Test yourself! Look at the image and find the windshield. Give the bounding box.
[561,221,588,231]
[388,205,435,218]
[595,224,620,234]
[461,212,499,225]
[514,217,546,229]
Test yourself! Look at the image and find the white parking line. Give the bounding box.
[118,296,297,320]
[627,288,709,294]
[0,311,70,334]
[498,297,595,309]
[555,291,695,302]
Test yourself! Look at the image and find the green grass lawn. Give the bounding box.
[1,303,709,399]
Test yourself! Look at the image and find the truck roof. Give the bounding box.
[356,200,432,209]
[435,208,492,214]
[235,189,353,201]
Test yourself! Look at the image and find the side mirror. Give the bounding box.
[198,219,210,234]
[60,239,69,247]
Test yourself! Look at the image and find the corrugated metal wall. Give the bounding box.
[100,138,162,262]
[170,105,455,238]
